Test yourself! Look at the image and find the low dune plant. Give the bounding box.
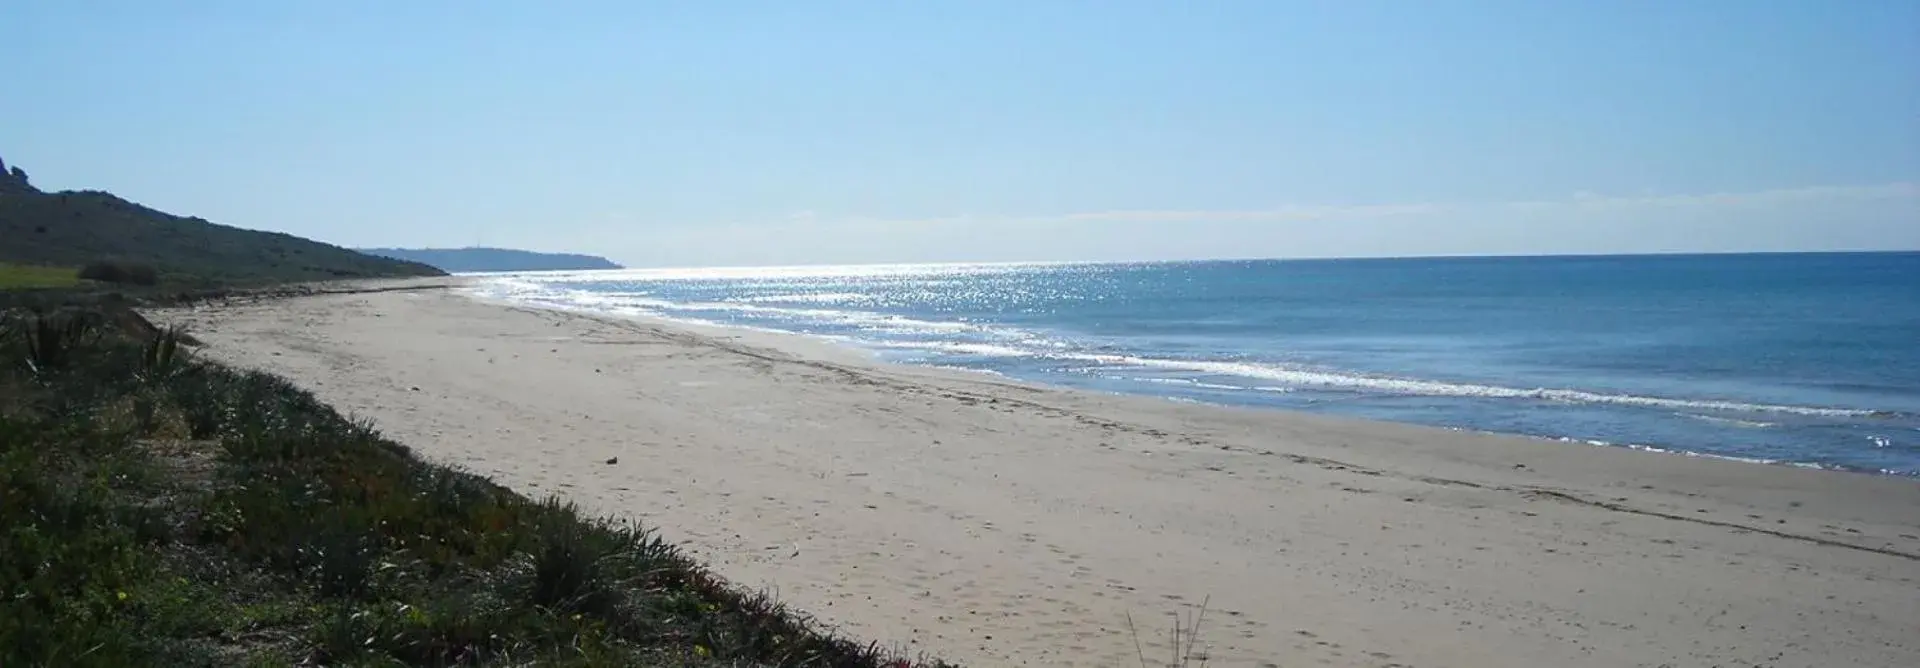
[0,308,954,667]
[1128,596,1212,668]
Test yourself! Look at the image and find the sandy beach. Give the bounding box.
[157,282,1920,668]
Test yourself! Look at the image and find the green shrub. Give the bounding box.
[0,307,953,667]
[77,261,160,286]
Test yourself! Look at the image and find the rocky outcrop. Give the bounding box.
[0,155,33,195]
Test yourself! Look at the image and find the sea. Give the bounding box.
[472,252,1920,476]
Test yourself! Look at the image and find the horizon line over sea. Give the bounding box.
[463,249,1920,277]
[471,251,1920,476]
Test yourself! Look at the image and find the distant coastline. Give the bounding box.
[358,247,622,273]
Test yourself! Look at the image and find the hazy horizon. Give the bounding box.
[8,1,1916,267]
[444,248,1920,274]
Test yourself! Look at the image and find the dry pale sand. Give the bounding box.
[158,283,1920,668]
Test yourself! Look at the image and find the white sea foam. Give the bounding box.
[729,292,876,306]
[1678,413,1779,428]
[925,365,1008,377]
[1557,437,1813,468]
[476,275,1889,421]
[642,300,1008,337]
[1128,377,1253,391]
[868,340,1040,358]
[495,261,1088,282]
[477,279,1006,337]
[1064,353,1882,418]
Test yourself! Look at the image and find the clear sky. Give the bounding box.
[6,1,1917,267]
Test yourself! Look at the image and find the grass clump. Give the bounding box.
[0,309,951,667]
[1127,596,1211,668]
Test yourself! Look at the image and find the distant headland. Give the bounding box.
[356,247,622,273]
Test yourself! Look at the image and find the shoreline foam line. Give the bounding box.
[468,280,1918,477]
[474,278,1892,420]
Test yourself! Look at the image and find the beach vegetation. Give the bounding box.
[1127,596,1212,668]
[76,261,161,286]
[0,263,83,290]
[0,308,950,667]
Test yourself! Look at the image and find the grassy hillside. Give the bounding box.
[0,263,83,289]
[0,156,442,285]
[0,308,948,667]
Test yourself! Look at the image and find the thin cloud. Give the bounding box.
[1047,203,1443,223]
[690,182,1916,231]
[1506,182,1919,212]
[1057,184,1918,223]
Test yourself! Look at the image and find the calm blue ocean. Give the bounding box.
[475,252,1920,476]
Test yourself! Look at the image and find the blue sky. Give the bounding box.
[6,0,1917,266]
